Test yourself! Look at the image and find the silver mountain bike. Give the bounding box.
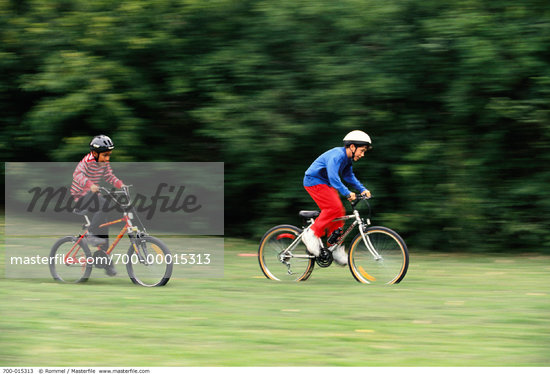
[258,196,409,284]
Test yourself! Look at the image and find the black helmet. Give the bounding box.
[90,135,115,153]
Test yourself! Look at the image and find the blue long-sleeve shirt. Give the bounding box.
[303,147,366,197]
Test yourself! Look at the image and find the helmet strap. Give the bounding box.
[350,144,357,161]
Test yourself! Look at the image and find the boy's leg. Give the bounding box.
[76,192,109,247]
[78,193,107,232]
[89,194,111,252]
[76,192,115,275]
[304,184,345,238]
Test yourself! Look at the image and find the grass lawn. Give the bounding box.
[1,223,549,366]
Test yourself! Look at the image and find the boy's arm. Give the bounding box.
[104,163,124,189]
[342,164,367,195]
[327,156,352,197]
[73,162,94,191]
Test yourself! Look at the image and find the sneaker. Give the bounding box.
[105,262,117,277]
[301,228,321,257]
[332,244,348,266]
[93,249,117,276]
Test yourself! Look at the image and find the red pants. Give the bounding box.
[304,184,345,238]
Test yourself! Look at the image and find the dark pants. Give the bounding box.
[75,191,114,250]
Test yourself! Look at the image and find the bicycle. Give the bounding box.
[258,196,409,284]
[49,185,173,287]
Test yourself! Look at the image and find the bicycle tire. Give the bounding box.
[49,236,93,283]
[348,226,409,284]
[126,235,173,287]
[258,224,315,282]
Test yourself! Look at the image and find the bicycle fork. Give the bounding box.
[355,211,383,261]
[129,229,152,266]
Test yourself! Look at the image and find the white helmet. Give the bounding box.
[343,130,372,148]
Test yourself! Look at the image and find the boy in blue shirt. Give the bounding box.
[302,130,372,265]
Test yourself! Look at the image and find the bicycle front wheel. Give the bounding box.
[348,226,409,284]
[258,225,315,282]
[49,236,92,283]
[127,236,173,287]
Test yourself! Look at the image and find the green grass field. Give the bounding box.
[1,228,549,366]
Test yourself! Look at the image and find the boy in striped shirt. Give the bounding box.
[71,135,124,275]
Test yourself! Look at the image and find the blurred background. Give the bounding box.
[1,0,549,253]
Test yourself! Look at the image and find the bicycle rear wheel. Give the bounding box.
[258,225,315,282]
[127,236,173,287]
[348,226,409,284]
[49,236,92,283]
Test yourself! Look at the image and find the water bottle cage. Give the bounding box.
[327,228,343,245]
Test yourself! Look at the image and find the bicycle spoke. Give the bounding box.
[349,227,408,284]
[127,236,172,287]
[49,236,92,283]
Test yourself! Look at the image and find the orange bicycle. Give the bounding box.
[49,186,173,286]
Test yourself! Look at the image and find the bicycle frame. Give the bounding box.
[280,198,383,261]
[64,187,142,264]
[97,213,138,255]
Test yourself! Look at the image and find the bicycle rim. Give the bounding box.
[49,237,92,283]
[349,227,408,284]
[258,225,314,282]
[127,236,173,287]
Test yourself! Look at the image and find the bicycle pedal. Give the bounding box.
[92,249,111,269]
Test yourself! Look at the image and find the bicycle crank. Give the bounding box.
[316,248,333,267]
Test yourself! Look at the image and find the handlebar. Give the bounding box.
[98,185,133,207]
[350,194,370,207]
[99,185,132,193]
[350,195,372,220]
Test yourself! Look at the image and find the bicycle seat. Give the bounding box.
[72,208,90,216]
[299,210,320,219]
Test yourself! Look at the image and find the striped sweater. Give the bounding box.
[71,152,124,201]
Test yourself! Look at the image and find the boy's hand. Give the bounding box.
[361,190,371,199]
[90,184,100,193]
[347,192,357,201]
